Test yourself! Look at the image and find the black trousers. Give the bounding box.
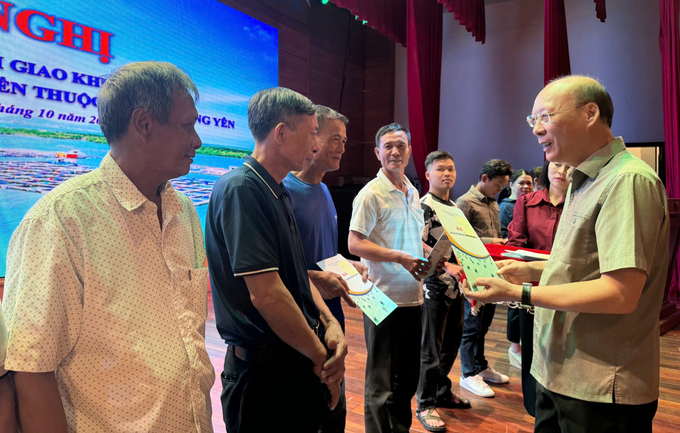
[364,306,422,433]
[221,345,326,433]
[535,382,658,433]
[417,295,464,411]
[460,300,496,377]
[507,306,521,344]
[520,309,537,416]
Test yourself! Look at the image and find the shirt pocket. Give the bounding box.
[552,212,596,265]
[174,267,209,324]
[409,207,425,226]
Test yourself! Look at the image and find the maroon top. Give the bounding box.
[506,188,564,252]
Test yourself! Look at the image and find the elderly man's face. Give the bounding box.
[148,91,201,180]
[375,131,411,174]
[309,119,347,173]
[282,114,320,172]
[531,86,589,167]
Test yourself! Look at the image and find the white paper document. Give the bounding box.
[429,201,501,292]
[422,232,451,279]
[317,254,398,325]
[501,249,550,261]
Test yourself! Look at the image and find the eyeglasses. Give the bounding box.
[526,103,587,128]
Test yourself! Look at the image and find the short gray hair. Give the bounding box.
[98,61,198,144]
[247,87,315,142]
[375,123,410,148]
[315,105,348,128]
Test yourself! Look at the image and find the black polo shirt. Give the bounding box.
[205,156,320,348]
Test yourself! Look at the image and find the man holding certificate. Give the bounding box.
[348,123,430,433]
[283,105,368,433]
[463,76,669,432]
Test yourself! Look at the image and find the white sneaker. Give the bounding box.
[508,348,522,370]
[479,366,510,384]
[459,374,495,398]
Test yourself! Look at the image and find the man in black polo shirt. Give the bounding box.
[205,87,347,433]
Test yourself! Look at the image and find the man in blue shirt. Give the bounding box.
[283,105,368,433]
[205,88,347,433]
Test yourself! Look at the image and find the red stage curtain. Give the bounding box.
[329,0,407,45]
[438,0,486,43]
[594,0,607,22]
[407,0,443,192]
[660,0,680,297]
[544,0,571,84]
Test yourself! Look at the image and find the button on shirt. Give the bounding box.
[456,185,501,243]
[349,169,424,306]
[205,156,319,348]
[532,138,669,405]
[2,154,214,433]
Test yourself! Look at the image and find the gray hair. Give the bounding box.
[247,87,316,142]
[375,123,411,148]
[97,61,198,144]
[315,105,348,128]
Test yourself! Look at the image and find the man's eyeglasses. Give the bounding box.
[526,103,587,128]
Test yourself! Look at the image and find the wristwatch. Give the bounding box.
[521,282,532,308]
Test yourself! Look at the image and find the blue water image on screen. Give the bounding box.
[0,0,278,277]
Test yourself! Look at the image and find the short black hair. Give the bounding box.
[247,87,316,142]
[375,123,411,148]
[425,150,454,170]
[479,159,513,180]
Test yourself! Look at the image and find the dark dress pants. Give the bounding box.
[535,382,658,433]
[221,345,326,433]
[460,300,496,377]
[519,309,537,416]
[507,306,521,344]
[364,305,422,433]
[417,295,464,411]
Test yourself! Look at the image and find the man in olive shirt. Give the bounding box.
[463,76,669,432]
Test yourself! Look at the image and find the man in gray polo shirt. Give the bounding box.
[463,76,669,432]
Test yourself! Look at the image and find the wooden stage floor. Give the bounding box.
[205,295,680,432]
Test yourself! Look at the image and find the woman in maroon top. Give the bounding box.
[506,159,570,417]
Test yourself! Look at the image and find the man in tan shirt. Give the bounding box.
[463,76,669,432]
[3,62,214,433]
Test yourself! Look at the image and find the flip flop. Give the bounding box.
[436,393,471,409]
[416,407,446,432]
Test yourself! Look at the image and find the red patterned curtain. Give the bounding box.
[660,0,680,297]
[437,0,486,43]
[544,0,571,84]
[594,0,607,22]
[329,0,407,45]
[407,0,443,192]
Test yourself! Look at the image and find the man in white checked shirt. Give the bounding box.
[2,62,214,433]
[348,123,431,433]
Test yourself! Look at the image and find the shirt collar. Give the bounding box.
[243,155,284,199]
[572,137,626,190]
[525,188,559,207]
[468,185,494,204]
[377,168,415,194]
[101,153,182,215]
